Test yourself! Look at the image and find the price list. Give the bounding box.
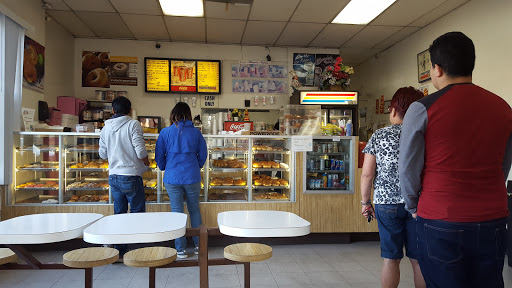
[145,59,170,92]
[197,61,220,93]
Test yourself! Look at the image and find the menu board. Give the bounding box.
[145,58,170,92]
[170,60,197,93]
[197,60,221,94]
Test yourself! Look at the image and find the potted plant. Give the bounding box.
[231,109,241,121]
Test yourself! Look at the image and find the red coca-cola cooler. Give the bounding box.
[224,121,253,132]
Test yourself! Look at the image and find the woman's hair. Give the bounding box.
[170,102,192,125]
[390,87,424,119]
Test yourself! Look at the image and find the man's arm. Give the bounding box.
[361,153,376,218]
[99,130,108,160]
[399,102,428,214]
[131,121,149,165]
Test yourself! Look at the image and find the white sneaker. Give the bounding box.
[177,250,188,259]
[194,247,199,255]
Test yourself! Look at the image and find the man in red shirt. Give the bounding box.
[399,32,512,288]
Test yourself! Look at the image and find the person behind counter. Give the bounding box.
[360,87,425,288]
[99,96,150,257]
[155,102,207,259]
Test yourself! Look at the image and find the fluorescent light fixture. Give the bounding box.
[159,0,204,17]
[332,0,396,24]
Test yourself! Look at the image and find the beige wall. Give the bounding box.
[44,19,75,107]
[74,38,338,122]
[352,0,512,181]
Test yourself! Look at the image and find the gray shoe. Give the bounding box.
[177,250,188,259]
[194,247,199,255]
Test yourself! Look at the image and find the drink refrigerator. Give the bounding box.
[291,91,358,136]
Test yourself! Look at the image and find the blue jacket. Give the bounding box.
[155,119,207,185]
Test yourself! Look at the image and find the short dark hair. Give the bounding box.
[390,87,424,119]
[429,31,475,77]
[112,96,131,115]
[170,102,192,125]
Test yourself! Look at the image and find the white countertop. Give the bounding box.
[0,213,103,244]
[83,212,187,244]
[217,210,311,237]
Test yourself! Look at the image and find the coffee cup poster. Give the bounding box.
[23,36,45,92]
[82,51,110,88]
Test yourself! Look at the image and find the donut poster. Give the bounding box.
[82,51,110,88]
[110,56,137,86]
[23,36,45,92]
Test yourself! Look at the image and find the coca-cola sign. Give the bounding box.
[224,121,253,132]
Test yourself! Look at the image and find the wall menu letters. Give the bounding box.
[145,57,221,94]
[197,61,220,93]
[145,58,170,92]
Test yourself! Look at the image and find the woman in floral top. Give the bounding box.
[361,87,425,288]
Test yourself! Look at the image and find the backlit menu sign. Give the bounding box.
[197,60,221,94]
[145,58,170,92]
[170,60,197,93]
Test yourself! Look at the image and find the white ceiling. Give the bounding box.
[44,0,470,66]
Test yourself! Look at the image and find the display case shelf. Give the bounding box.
[210,168,247,172]
[67,168,108,172]
[307,170,345,173]
[252,168,287,172]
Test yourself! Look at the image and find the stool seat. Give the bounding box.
[0,248,17,265]
[224,243,272,262]
[123,247,177,267]
[63,247,119,268]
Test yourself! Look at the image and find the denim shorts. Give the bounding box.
[374,203,419,260]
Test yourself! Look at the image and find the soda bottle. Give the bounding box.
[322,173,328,187]
[327,174,332,187]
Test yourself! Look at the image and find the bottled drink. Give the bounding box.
[327,174,332,187]
[325,158,330,170]
[345,175,350,186]
[322,173,328,188]
[331,159,336,170]
[333,174,339,187]
[319,159,325,170]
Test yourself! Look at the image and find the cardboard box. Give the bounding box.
[61,114,79,129]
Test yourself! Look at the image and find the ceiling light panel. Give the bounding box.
[291,0,350,23]
[159,0,204,17]
[332,0,397,24]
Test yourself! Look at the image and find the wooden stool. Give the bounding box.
[224,243,272,262]
[0,248,17,265]
[123,247,177,288]
[224,243,272,288]
[63,247,119,288]
[123,247,177,267]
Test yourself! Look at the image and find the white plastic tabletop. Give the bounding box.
[217,210,311,237]
[83,212,187,244]
[0,213,103,244]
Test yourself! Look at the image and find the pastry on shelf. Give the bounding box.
[233,178,246,186]
[222,177,234,186]
[279,179,289,186]
[145,194,157,201]
[252,161,262,168]
[254,192,288,200]
[149,159,157,168]
[99,195,109,202]
[262,161,271,169]
[145,179,157,188]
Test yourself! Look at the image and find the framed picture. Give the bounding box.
[292,53,316,87]
[417,49,431,83]
[384,100,391,114]
[138,116,161,133]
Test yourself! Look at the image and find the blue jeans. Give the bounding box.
[375,203,419,260]
[416,216,507,288]
[164,182,202,251]
[109,175,146,254]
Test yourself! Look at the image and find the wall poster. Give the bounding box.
[23,36,45,92]
[231,62,287,93]
[314,54,338,87]
[82,51,110,88]
[292,53,315,86]
[197,60,221,94]
[170,60,196,93]
[417,49,431,83]
[110,56,137,86]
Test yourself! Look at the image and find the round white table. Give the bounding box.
[83,212,187,244]
[217,210,311,237]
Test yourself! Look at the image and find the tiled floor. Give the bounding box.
[1,242,511,288]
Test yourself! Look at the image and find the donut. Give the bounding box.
[112,62,128,77]
[98,52,109,67]
[23,60,37,83]
[82,53,101,72]
[24,45,38,65]
[254,179,262,186]
[85,68,108,87]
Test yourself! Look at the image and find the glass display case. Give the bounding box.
[204,135,295,202]
[10,132,296,205]
[303,136,355,194]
